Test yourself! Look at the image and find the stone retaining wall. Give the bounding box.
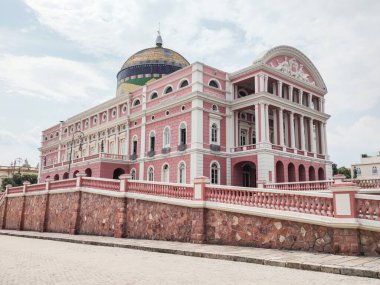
[0,191,377,256]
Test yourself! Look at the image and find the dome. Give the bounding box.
[117,32,190,87]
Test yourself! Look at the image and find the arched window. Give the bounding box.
[211,162,220,184]
[148,167,154,181]
[373,166,378,175]
[63,172,69,180]
[85,168,92,177]
[178,162,186,183]
[240,129,247,146]
[239,90,247,97]
[149,131,156,152]
[163,127,170,147]
[179,123,186,145]
[179,80,189,88]
[164,86,173,94]
[109,141,115,154]
[130,168,136,180]
[150,92,158,100]
[209,80,219,89]
[162,164,169,182]
[54,174,59,181]
[133,99,141,107]
[132,136,138,155]
[211,123,218,143]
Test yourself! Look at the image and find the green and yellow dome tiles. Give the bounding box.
[116,31,190,90]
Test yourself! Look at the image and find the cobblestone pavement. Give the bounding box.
[0,234,379,285]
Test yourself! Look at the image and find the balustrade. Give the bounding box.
[265,180,333,191]
[205,185,334,216]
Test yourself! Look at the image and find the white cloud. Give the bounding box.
[0,54,110,102]
[10,0,380,167]
[23,0,380,112]
[328,116,380,166]
[0,129,41,166]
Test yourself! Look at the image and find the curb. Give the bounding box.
[0,232,378,279]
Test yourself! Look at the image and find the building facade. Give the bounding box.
[0,165,38,188]
[39,34,332,185]
[351,152,380,179]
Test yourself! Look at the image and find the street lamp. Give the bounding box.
[67,130,85,176]
[11,157,22,176]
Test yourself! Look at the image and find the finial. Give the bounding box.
[156,23,162,47]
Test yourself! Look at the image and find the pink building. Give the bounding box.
[39,34,332,185]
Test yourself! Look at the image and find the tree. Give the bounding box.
[332,163,351,179]
[337,166,351,179]
[1,173,38,191]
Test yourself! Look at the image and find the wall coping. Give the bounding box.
[5,187,380,232]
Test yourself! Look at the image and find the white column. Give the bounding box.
[235,112,239,146]
[254,104,259,144]
[191,98,204,181]
[309,93,313,109]
[125,121,130,156]
[191,63,203,93]
[277,81,282,97]
[265,104,270,142]
[322,98,326,112]
[226,107,234,151]
[259,74,265,92]
[299,89,303,104]
[323,122,328,155]
[310,119,316,153]
[273,108,277,144]
[264,75,268,92]
[289,85,293,102]
[140,116,146,158]
[300,115,305,151]
[260,103,266,142]
[290,112,295,149]
[279,108,284,146]
[254,76,259,94]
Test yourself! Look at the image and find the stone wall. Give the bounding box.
[46,192,80,234]
[78,193,120,236]
[126,199,200,242]
[23,195,48,232]
[4,197,24,230]
[1,190,379,256]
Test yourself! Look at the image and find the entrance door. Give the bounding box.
[243,164,252,187]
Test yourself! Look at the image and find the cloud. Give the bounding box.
[11,0,380,168]
[0,129,41,166]
[328,116,380,166]
[23,0,380,112]
[0,54,110,102]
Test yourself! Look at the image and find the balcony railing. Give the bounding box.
[43,153,127,170]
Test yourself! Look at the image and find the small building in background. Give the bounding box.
[0,165,39,187]
[351,152,380,179]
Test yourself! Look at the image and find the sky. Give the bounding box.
[0,0,379,168]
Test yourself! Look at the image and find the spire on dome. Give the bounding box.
[156,24,163,47]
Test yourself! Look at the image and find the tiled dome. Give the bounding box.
[117,32,189,86]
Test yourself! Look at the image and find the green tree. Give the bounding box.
[337,166,351,179]
[1,174,38,191]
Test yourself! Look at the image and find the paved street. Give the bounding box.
[0,235,378,285]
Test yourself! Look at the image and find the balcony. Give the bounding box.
[148,150,156,157]
[210,144,221,152]
[129,153,137,161]
[161,147,171,154]
[43,153,127,170]
[178,144,187,152]
[230,143,326,160]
